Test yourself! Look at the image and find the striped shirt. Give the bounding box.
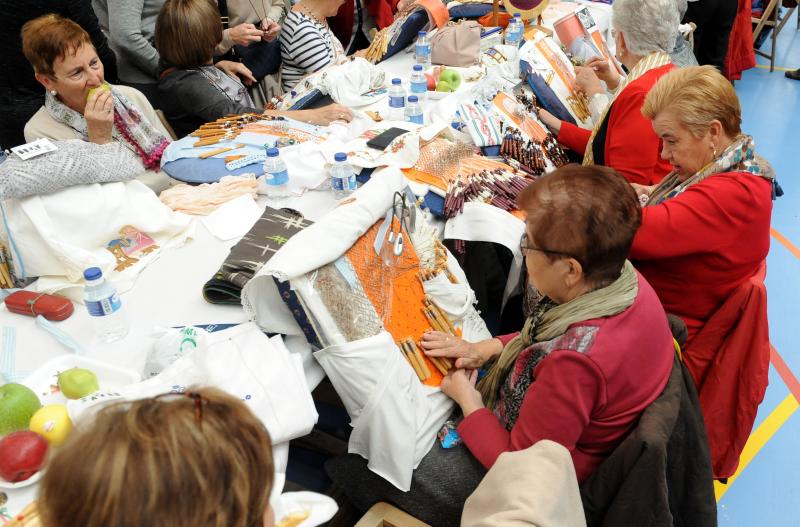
[280,11,344,92]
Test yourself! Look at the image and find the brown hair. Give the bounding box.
[641,65,742,138]
[39,387,274,527]
[21,14,93,76]
[517,165,642,284]
[155,0,224,69]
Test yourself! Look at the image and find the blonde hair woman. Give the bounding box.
[38,387,275,527]
[630,65,775,345]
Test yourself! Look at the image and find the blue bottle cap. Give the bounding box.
[392,78,401,85]
[266,147,279,157]
[418,31,427,37]
[413,64,423,71]
[334,152,347,162]
[408,95,418,103]
[83,267,102,280]
[514,13,521,18]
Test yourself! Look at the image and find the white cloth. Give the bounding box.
[1,180,193,299]
[314,331,454,491]
[67,323,318,445]
[242,167,407,334]
[201,194,262,241]
[444,202,526,310]
[461,440,587,527]
[316,58,388,107]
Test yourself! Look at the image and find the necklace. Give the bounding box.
[296,3,327,27]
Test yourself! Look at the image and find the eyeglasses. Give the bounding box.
[519,233,578,261]
[153,390,210,427]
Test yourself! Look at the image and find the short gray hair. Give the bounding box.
[612,0,680,56]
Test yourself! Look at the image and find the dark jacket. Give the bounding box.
[158,67,260,139]
[0,0,118,148]
[580,357,717,527]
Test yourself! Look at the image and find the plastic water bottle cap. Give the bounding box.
[418,31,427,37]
[413,64,423,71]
[408,95,418,103]
[290,90,297,97]
[83,267,102,281]
[391,78,401,85]
[514,13,521,18]
[334,152,347,162]
[266,147,279,157]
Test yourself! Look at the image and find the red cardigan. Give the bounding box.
[630,172,773,344]
[557,64,674,185]
[458,273,674,483]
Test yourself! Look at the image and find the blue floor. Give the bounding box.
[718,10,800,527]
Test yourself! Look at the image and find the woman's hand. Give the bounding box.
[584,56,621,90]
[537,108,562,135]
[351,49,368,59]
[631,183,656,197]
[420,332,501,369]
[299,104,353,125]
[574,66,604,97]
[261,18,281,42]
[84,88,114,145]
[228,23,263,47]
[216,60,256,86]
[440,368,484,416]
[396,0,416,13]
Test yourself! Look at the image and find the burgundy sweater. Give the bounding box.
[458,273,674,482]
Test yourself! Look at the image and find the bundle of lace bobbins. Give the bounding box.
[190,113,283,147]
[500,126,570,174]
[444,165,537,219]
[363,1,420,63]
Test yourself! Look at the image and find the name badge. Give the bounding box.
[11,138,58,160]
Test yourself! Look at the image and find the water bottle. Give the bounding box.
[514,14,525,44]
[410,64,427,102]
[505,14,522,47]
[405,95,424,125]
[415,31,431,67]
[330,152,357,199]
[83,267,129,342]
[262,146,291,197]
[387,78,406,121]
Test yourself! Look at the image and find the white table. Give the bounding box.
[0,0,615,514]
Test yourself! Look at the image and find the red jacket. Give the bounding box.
[329,0,399,48]
[557,64,674,185]
[683,262,770,479]
[630,172,773,344]
[458,273,674,483]
[725,0,756,81]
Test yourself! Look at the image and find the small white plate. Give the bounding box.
[21,355,140,406]
[0,468,43,490]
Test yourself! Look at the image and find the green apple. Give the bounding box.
[436,80,454,92]
[57,367,99,400]
[0,383,42,436]
[29,404,73,447]
[438,69,461,91]
[86,82,111,102]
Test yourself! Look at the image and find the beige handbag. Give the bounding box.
[430,21,482,67]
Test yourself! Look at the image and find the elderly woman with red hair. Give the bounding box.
[328,166,675,527]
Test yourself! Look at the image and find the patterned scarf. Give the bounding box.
[45,87,170,170]
[583,51,672,166]
[647,134,775,205]
[478,260,639,411]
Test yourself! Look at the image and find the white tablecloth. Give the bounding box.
[0,0,614,515]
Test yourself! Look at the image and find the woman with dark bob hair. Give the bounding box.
[156,0,352,139]
[327,166,676,527]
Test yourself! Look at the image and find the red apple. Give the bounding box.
[425,73,436,91]
[0,431,49,482]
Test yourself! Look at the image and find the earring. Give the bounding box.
[49,90,57,96]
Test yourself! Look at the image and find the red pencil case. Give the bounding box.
[4,290,74,321]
